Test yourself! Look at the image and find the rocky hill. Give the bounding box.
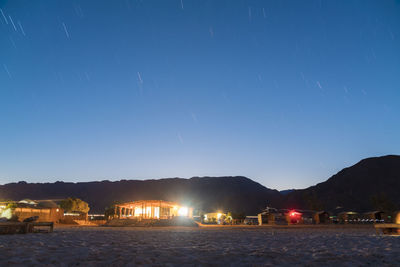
[0,176,281,214]
[1,155,399,214]
[284,155,400,212]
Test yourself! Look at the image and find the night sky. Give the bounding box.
[1,0,399,190]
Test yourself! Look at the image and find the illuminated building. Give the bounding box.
[0,200,64,223]
[113,200,193,219]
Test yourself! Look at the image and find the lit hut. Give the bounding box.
[0,200,63,223]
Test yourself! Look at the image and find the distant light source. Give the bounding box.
[134,207,143,216]
[217,213,222,219]
[289,210,301,217]
[0,208,12,219]
[178,207,188,216]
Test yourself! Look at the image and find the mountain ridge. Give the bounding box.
[283,155,400,212]
[1,155,399,214]
[0,176,281,214]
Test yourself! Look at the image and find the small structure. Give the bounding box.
[374,211,400,235]
[301,211,315,224]
[257,212,275,225]
[285,210,303,224]
[0,200,63,223]
[338,211,359,224]
[313,211,330,224]
[363,211,385,223]
[243,216,258,225]
[114,200,193,219]
[258,207,292,225]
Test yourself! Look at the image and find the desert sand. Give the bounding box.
[0,225,399,266]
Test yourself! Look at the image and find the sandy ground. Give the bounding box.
[0,225,399,266]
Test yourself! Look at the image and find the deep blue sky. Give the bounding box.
[0,0,399,190]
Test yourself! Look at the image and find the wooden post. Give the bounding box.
[23,222,29,234]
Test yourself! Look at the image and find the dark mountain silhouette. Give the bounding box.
[284,155,400,212]
[1,155,398,214]
[279,189,295,195]
[0,176,281,214]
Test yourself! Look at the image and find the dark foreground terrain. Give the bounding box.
[0,225,399,266]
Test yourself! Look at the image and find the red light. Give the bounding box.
[289,210,301,217]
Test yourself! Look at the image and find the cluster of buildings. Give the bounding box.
[110,200,399,226]
[255,207,398,225]
[2,198,399,226]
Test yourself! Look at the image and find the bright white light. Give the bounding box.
[178,207,188,216]
[134,207,143,216]
[146,207,151,217]
[0,208,12,219]
[217,213,222,219]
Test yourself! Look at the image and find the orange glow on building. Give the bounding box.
[114,200,193,219]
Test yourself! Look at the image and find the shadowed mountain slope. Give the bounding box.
[0,176,281,214]
[1,155,398,214]
[284,155,400,212]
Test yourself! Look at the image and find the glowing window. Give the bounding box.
[146,206,151,217]
[134,207,143,216]
[154,207,160,218]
